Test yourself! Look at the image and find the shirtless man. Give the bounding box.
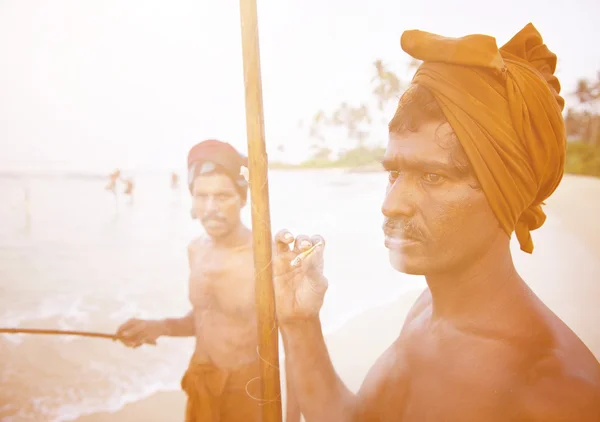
[273,25,600,421]
[117,139,299,422]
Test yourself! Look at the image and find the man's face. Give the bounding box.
[382,120,502,276]
[192,173,245,239]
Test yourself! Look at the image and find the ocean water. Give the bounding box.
[0,169,423,421]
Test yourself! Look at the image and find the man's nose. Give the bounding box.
[204,196,220,213]
[381,175,417,219]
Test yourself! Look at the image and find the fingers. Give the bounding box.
[274,229,294,254]
[120,336,154,348]
[121,324,146,340]
[129,337,156,348]
[310,235,325,248]
[293,235,312,253]
[125,334,156,348]
[294,234,325,251]
[116,319,157,348]
[274,230,325,254]
[273,229,326,270]
[116,318,139,336]
[116,318,143,338]
[302,241,325,270]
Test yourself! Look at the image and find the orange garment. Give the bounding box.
[181,356,262,422]
[400,23,566,253]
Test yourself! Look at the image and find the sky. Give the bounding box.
[0,0,598,173]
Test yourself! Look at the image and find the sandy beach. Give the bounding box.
[75,174,600,422]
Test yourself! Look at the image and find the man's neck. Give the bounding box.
[212,223,251,249]
[425,234,525,323]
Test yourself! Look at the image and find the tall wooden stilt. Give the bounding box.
[238,1,282,421]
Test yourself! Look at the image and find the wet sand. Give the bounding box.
[76,174,600,422]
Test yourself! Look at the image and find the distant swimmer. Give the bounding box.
[105,169,121,194]
[122,178,134,204]
[171,172,179,189]
[105,169,121,213]
[123,178,134,195]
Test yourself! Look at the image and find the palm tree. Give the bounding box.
[573,73,600,146]
[371,60,403,111]
[303,59,411,158]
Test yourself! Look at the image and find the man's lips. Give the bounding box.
[384,235,421,249]
[382,226,424,248]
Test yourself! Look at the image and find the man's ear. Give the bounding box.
[240,166,249,182]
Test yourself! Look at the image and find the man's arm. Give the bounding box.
[284,357,301,422]
[116,311,195,345]
[160,310,195,337]
[281,317,357,422]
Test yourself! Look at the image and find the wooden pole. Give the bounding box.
[238,1,282,422]
[0,328,119,340]
[0,328,157,346]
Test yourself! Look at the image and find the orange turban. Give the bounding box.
[401,23,566,253]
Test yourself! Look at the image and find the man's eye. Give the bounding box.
[422,173,444,184]
[387,170,400,183]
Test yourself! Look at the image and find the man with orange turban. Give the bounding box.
[272,24,600,421]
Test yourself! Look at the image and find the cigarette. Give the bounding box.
[290,241,324,267]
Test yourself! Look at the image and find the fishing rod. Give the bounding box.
[0,327,120,340]
[0,327,158,345]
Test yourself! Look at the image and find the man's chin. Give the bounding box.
[388,250,426,276]
[204,227,231,239]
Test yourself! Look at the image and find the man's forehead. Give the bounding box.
[386,124,457,160]
[389,120,456,145]
[192,173,237,192]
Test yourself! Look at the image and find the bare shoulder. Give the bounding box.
[357,288,430,395]
[354,293,431,420]
[356,337,408,421]
[518,352,600,421]
[506,288,600,420]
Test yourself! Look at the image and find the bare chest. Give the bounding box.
[188,246,256,315]
[401,354,519,421]
[358,329,523,422]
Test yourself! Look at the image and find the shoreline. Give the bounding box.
[75,288,423,422]
[73,389,187,422]
[75,174,600,422]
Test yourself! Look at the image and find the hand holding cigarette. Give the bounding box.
[273,230,328,323]
[291,241,324,267]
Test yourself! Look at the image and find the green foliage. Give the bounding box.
[564,141,600,177]
[335,146,385,167]
[281,61,600,179]
[269,146,385,170]
[270,141,600,179]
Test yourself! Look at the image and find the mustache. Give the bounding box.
[382,218,426,241]
[201,215,226,224]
